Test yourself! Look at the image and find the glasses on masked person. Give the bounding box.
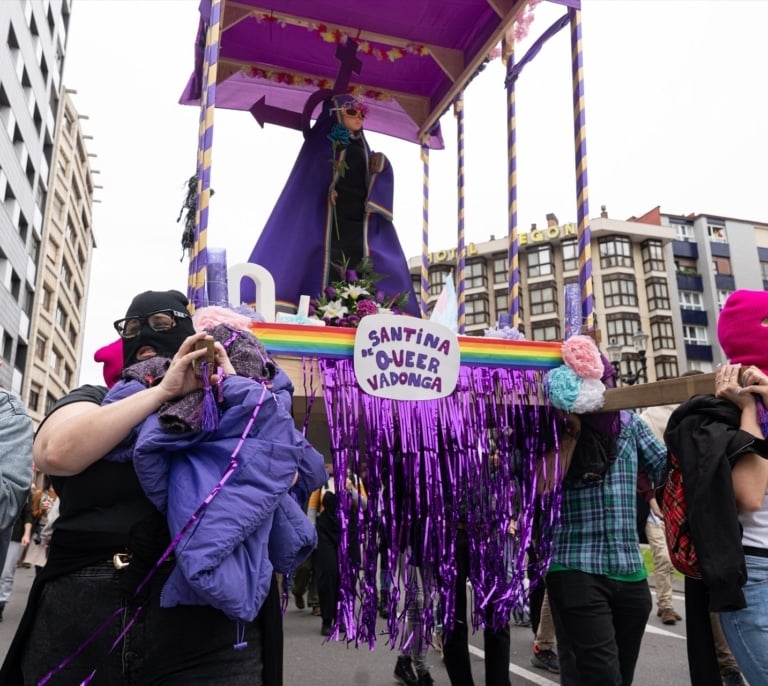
[113,310,191,339]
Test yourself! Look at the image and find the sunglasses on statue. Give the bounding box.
[113,310,190,339]
[343,108,366,119]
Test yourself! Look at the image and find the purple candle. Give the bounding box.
[206,247,229,306]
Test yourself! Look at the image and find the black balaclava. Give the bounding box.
[121,290,196,368]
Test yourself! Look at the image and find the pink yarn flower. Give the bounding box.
[562,335,604,379]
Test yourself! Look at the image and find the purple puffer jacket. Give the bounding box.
[108,374,327,622]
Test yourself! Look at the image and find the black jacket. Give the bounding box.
[665,394,768,611]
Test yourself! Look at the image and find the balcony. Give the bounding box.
[715,274,735,291]
[680,309,708,326]
[676,272,703,291]
[672,240,698,259]
[685,343,713,362]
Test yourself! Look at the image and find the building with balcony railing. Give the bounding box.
[408,206,768,383]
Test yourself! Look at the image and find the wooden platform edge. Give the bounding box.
[601,372,716,411]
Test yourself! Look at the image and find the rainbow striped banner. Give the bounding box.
[188,0,222,310]
[420,143,430,318]
[455,95,466,334]
[250,323,563,370]
[506,47,520,328]
[570,7,593,331]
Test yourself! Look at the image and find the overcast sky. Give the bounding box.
[62,0,768,385]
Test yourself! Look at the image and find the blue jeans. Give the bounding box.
[720,553,768,685]
[21,562,265,685]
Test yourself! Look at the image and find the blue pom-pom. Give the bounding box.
[544,365,582,411]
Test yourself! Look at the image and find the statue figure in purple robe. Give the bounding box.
[245,95,420,317]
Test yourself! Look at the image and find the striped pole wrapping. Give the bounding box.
[455,95,466,334]
[188,0,223,310]
[570,8,593,331]
[420,143,430,318]
[506,49,520,329]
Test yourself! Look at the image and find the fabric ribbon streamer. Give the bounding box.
[316,359,564,650]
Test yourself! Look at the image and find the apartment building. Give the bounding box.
[409,207,768,383]
[1,1,96,423]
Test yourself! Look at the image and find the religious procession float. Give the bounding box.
[174,0,712,648]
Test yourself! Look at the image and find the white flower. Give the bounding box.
[318,299,349,319]
[340,285,370,301]
[376,306,392,315]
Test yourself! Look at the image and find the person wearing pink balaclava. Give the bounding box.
[665,290,768,686]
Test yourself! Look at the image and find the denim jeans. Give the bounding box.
[546,570,651,686]
[21,562,264,685]
[720,553,768,686]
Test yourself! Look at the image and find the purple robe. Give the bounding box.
[244,96,420,317]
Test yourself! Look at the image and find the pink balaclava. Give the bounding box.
[93,339,124,388]
[717,290,768,374]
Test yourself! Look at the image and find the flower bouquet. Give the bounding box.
[311,257,410,328]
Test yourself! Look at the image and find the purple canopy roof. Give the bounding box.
[180,0,579,147]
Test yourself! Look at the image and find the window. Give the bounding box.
[42,287,53,311]
[641,239,665,273]
[683,325,709,346]
[675,257,698,275]
[712,257,732,276]
[603,275,638,308]
[646,278,670,311]
[2,334,12,363]
[605,314,641,348]
[718,290,733,311]
[707,224,727,243]
[63,365,73,388]
[599,236,633,269]
[464,261,487,289]
[465,296,489,326]
[654,356,680,382]
[35,335,46,361]
[49,347,63,375]
[527,245,553,278]
[428,268,452,297]
[650,316,675,350]
[562,239,578,272]
[529,284,557,315]
[55,304,67,329]
[761,261,768,281]
[28,386,40,413]
[673,222,695,242]
[45,393,57,416]
[493,255,508,284]
[679,291,704,311]
[60,259,72,283]
[531,320,560,342]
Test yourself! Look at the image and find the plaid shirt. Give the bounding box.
[551,410,667,576]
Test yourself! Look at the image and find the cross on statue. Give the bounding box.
[249,39,363,136]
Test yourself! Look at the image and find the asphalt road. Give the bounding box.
[0,565,692,685]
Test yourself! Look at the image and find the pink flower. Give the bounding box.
[562,335,604,379]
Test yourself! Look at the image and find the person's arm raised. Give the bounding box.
[35,332,227,476]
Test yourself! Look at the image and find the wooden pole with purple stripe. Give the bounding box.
[188,0,222,310]
[570,7,593,331]
[420,142,430,318]
[454,95,466,334]
[505,44,520,329]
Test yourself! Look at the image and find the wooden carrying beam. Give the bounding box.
[601,373,716,411]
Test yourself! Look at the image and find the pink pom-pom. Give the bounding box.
[562,335,604,379]
[192,305,254,333]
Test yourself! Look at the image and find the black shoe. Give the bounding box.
[531,647,560,674]
[394,655,419,686]
[417,672,435,686]
[321,620,333,637]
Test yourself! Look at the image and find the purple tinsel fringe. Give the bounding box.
[311,359,565,651]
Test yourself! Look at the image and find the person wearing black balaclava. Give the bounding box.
[0,290,282,686]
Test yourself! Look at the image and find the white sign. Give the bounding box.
[353,314,460,400]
